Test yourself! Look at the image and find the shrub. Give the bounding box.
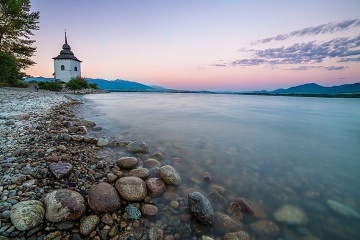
[89,83,99,89]
[38,81,62,91]
[66,76,89,90]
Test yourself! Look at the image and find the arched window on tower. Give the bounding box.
[61,65,65,70]
[74,66,78,71]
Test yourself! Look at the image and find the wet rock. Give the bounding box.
[71,135,84,142]
[115,176,147,201]
[149,226,163,240]
[145,178,166,197]
[274,204,308,225]
[10,174,27,185]
[79,215,100,236]
[141,204,159,217]
[144,159,161,168]
[129,168,150,179]
[44,189,86,222]
[250,220,280,237]
[49,162,73,179]
[159,165,181,185]
[126,140,149,153]
[106,172,118,183]
[97,137,109,147]
[326,199,360,218]
[125,204,141,220]
[92,126,102,131]
[101,213,114,225]
[55,221,76,231]
[223,231,250,240]
[213,212,243,234]
[44,231,62,239]
[10,200,44,231]
[188,192,214,225]
[88,182,121,214]
[116,157,138,169]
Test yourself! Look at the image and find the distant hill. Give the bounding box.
[24,77,54,82]
[86,78,154,91]
[271,82,360,94]
[24,77,158,91]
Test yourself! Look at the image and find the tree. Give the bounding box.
[0,0,39,69]
[0,50,19,86]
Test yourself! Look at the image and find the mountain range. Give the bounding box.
[25,77,359,94]
[270,82,360,94]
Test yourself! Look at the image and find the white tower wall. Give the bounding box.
[54,59,81,82]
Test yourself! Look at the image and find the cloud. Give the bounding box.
[284,66,322,71]
[324,66,348,71]
[252,19,360,44]
[284,66,348,71]
[230,35,360,67]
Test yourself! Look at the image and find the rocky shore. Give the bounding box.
[2,88,357,240]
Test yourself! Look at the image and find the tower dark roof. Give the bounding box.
[53,32,82,62]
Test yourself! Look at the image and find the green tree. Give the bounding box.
[0,50,20,86]
[0,0,39,69]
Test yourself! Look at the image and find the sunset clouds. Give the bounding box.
[28,1,360,91]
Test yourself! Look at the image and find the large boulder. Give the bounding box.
[159,165,181,185]
[88,182,121,213]
[188,192,214,225]
[274,204,308,225]
[10,200,44,231]
[44,189,86,222]
[115,176,147,201]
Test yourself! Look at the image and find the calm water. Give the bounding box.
[78,92,360,239]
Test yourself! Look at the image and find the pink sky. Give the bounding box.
[27,0,360,91]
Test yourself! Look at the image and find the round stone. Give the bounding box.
[80,215,100,236]
[126,140,149,153]
[145,178,166,197]
[44,189,86,222]
[10,200,44,231]
[223,231,250,240]
[125,204,142,220]
[144,159,161,168]
[129,168,150,179]
[141,204,159,217]
[115,177,147,201]
[116,157,138,169]
[274,205,308,225]
[250,220,280,237]
[159,165,181,185]
[213,211,243,234]
[88,182,121,214]
[188,192,214,225]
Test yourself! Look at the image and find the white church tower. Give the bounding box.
[53,32,82,82]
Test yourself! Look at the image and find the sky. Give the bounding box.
[27,0,360,91]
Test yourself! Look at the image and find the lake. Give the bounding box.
[77,92,360,239]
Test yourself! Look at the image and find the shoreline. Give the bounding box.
[0,88,173,239]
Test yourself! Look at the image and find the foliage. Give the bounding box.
[0,0,40,70]
[38,81,62,91]
[66,76,89,90]
[89,83,98,89]
[0,50,20,86]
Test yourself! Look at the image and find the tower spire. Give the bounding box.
[65,30,67,44]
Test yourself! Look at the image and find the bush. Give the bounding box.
[38,81,62,91]
[89,83,99,89]
[66,76,89,90]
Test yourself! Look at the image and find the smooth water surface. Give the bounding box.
[78,92,360,239]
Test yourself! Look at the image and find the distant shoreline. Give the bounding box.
[106,89,360,98]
